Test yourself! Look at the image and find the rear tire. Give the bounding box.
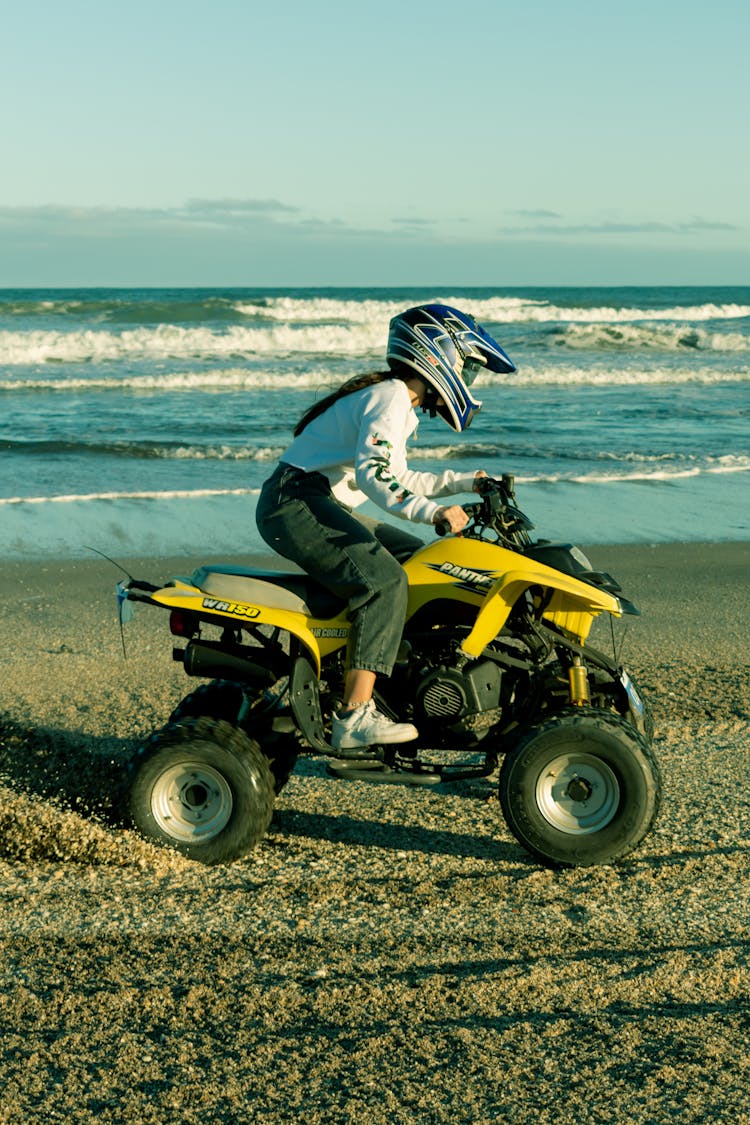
[170,680,299,794]
[129,717,275,864]
[498,709,661,867]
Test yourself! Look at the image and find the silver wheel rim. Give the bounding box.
[150,760,233,843]
[535,752,620,835]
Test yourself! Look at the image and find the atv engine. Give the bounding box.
[413,658,504,736]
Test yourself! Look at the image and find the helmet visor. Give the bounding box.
[461,356,487,386]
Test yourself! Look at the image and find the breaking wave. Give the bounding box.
[2,451,748,508]
[3,362,749,394]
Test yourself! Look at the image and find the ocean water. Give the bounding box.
[1,286,748,561]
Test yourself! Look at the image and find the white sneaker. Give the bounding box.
[331,700,418,750]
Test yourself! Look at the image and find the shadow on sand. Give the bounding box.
[0,713,522,865]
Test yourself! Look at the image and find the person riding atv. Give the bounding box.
[255,304,517,752]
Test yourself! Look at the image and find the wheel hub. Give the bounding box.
[183,781,211,807]
[566,776,593,802]
[151,761,234,843]
[536,752,620,835]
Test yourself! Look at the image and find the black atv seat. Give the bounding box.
[190,563,346,620]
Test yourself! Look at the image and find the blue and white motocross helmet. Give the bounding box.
[386,304,516,431]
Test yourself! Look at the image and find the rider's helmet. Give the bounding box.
[386,303,516,431]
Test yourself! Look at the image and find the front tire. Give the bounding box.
[498,710,661,867]
[129,717,275,864]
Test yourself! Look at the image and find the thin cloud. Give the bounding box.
[5,201,735,244]
[0,199,302,236]
[1,198,746,287]
[498,216,739,236]
[508,209,563,219]
[184,197,298,215]
[0,199,402,244]
[391,217,438,227]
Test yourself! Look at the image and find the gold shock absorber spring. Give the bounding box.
[568,656,591,706]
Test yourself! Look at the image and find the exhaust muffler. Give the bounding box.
[176,640,277,687]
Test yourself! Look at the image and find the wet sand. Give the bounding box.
[1,542,749,1123]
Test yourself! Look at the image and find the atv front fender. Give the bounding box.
[459,568,621,657]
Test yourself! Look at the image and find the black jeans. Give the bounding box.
[256,463,423,675]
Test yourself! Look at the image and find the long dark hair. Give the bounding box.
[293,369,406,437]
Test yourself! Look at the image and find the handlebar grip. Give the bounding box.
[434,519,451,537]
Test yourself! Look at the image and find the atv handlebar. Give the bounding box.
[434,509,479,537]
[434,474,535,548]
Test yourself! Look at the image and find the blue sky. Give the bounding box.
[1,0,748,286]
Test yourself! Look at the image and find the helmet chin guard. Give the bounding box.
[386,304,516,431]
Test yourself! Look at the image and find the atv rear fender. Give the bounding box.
[134,582,330,675]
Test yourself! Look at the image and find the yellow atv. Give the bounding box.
[119,475,659,867]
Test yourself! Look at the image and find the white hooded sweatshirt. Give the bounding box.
[279,379,478,525]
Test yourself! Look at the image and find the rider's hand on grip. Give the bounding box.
[433,505,469,537]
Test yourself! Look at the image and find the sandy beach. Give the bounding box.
[1,541,749,1123]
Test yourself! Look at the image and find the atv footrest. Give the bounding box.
[327,745,385,763]
[326,761,444,787]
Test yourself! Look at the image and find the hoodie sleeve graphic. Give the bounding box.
[352,383,474,524]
